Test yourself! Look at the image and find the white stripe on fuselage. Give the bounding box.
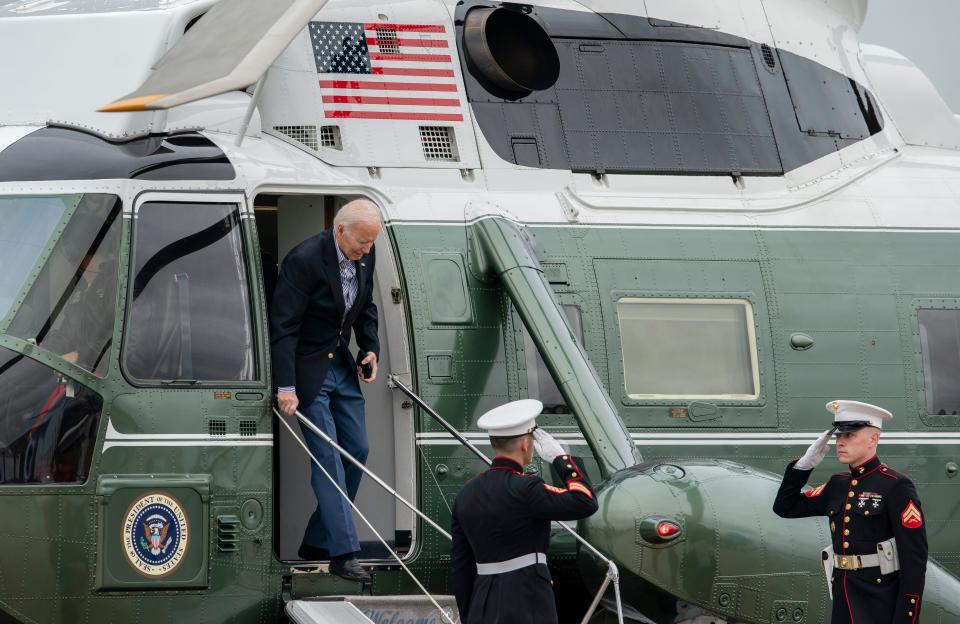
[415,431,960,446]
[101,420,273,452]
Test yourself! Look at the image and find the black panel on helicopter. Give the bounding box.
[456,3,884,176]
[0,126,235,182]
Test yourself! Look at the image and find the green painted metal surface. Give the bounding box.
[2,215,960,623]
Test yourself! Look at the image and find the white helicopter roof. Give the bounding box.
[0,0,204,17]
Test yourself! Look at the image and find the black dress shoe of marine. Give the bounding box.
[329,557,371,583]
[298,543,330,561]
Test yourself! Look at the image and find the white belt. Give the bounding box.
[833,553,882,570]
[476,552,548,575]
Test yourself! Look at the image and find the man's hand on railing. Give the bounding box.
[277,390,299,417]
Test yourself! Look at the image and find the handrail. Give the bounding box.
[274,407,451,541]
[274,407,456,624]
[388,375,625,624]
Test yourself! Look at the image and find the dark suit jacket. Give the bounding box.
[270,229,379,407]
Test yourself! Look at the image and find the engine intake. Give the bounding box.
[463,7,559,96]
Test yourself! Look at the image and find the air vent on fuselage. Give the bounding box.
[273,125,318,151]
[319,125,342,150]
[761,43,777,69]
[419,126,458,161]
[209,419,227,437]
[239,420,257,437]
[374,26,400,55]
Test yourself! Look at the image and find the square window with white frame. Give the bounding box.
[616,298,760,400]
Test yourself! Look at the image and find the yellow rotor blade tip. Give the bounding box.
[97,94,167,113]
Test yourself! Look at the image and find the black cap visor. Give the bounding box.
[832,420,874,433]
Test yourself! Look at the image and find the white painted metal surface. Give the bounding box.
[861,44,960,151]
[286,600,375,624]
[0,0,957,233]
[0,0,215,138]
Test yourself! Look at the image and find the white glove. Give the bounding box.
[533,428,566,463]
[795,430,832,470]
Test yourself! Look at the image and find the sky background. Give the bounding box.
[860,0,960,112]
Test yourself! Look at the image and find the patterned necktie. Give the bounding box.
[340,256,357,318]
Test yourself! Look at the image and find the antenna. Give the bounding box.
[236,71,268,147]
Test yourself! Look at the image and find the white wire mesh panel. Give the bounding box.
[273,125,318,150]
[419,126,458,161]
[319,125,342,150]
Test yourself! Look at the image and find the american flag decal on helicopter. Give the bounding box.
[309,21,464,122]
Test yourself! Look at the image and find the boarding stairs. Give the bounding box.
[286,595,460,624]
[275,375,625,624]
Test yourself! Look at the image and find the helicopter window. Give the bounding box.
[0,346,101,485]
[918,309,960,416]
[617,298,759,400]
[523,304,583,412]
[6,194,123,377]
[0,194,78,324]
[124,201,257,383]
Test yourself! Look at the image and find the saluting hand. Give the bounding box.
[795,429,832,470]
[533,428,566,463]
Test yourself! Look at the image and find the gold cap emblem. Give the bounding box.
[831,401,840,412]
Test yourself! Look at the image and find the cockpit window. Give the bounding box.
[0,194,78,323]
[123,201,256,383]
[0,346,102,485]
[616,298,759,400]
[6,194,123,377]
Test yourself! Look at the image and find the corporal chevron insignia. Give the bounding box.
[804,482,827,498]
[901,500,923,528]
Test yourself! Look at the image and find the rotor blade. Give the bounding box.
[99,0,328,112]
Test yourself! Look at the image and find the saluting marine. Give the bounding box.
[451,400,599,624]
[773,401,928,624]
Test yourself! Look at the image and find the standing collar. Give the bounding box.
[850,455,881,475]
[491,456,523,473]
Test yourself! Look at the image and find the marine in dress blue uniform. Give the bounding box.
[773,401,928,624]
[271,200,381,581]
[451,400,599,624]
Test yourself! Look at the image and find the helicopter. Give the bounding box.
[1,0,960,622]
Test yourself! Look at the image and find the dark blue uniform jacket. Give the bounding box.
[774,455,927,624]
[451,455,599,624]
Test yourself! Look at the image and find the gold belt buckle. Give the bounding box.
[836,555,862,570]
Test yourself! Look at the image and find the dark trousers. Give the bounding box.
[299,349,368,558]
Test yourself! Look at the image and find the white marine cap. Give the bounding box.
[826,400,893,432]
[477,399,543,438]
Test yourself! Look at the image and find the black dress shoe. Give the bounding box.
[329,557,371,583]
[298,543,330,561]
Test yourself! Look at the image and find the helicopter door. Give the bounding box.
[254,193,415,562]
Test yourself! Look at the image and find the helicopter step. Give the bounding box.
[287,596,460,624]
[286,600,375,624]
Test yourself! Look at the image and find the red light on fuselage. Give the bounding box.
[656,521,681,538]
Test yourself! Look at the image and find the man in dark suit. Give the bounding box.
[271,199,381,582]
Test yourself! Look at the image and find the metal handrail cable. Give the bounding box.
[274,407,451,540]
[274,408,457,624]
[388,375,625,624]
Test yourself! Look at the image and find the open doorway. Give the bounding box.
[254,192,414,563]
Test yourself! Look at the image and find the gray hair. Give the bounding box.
[334,198,381,231]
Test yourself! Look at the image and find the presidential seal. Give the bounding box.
[122,493,189,577]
